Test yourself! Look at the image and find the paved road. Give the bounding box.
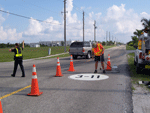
[0,45,133,113]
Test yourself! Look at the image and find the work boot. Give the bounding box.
[103,70,106,73]
[11,74,15,77]
[21,75,25,77]
[94,70,97,73]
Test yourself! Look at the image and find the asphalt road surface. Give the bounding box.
[0,45,133,113]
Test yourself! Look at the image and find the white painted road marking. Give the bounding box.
[68,74,109,81]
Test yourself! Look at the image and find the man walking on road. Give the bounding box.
[9,41,25,77]
[92,42,105,73]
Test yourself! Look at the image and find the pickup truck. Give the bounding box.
[69,41,92,59]
[134,34,150,74]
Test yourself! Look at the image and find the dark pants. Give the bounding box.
[12,60,25,76]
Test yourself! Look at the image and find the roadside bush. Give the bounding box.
[129,42,133,46]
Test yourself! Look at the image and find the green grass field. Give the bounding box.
[127,53,150,90]
[0,45,116,62]
[0,46,69,62]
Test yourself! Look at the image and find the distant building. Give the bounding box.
[39,41,72,46]
[30,43,40,48]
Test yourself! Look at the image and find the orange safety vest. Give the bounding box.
[92,43,103,56]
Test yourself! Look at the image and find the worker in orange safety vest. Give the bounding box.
[92,42,105,73]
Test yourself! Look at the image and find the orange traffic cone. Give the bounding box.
[0,100,3,113]
[106,54,112,71]
[55,57,63,77]
[28,64,43,96]
[68,55,75,72]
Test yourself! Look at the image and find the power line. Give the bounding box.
[22,0,61,15]
[66,26,82,30]
[73,2,94,22]
[73,3,83,14]
[84,12,94,21]
[0,9,62,25]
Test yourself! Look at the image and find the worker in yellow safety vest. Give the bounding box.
[92,42,105,73]
[9,41,25,77]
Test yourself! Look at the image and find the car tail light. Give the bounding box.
[146,57,150,60]
[139,52,142,59]
[82,48,85,52]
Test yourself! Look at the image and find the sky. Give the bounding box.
[0,0,150,44]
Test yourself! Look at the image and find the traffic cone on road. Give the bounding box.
[68,55,75,72]
[28,64,43,96]
[0,100,3,113]
[106,54,112,71]
[55,57,63,77]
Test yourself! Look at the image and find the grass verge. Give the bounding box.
[126,45,136,50]
[103,45,116,49]
[36,53,70,60]
[0,46,69,62]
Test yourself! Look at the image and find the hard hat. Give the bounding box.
[141,32,144,34]
[92,43,97,48]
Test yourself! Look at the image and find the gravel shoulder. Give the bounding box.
[132,84,150,113]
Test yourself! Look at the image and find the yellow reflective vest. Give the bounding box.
[15,47,22,57]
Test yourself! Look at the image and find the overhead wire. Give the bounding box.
[21,0,61,15]
[0,9,62,25]
[1,0,97,34]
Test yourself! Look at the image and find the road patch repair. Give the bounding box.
[108,65,120,73]
[68,74,109,81]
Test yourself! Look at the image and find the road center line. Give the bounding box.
[0,85,31,100]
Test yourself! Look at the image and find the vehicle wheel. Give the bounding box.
[73,55,77,59]
[86,52,91,59]
[134,59,137,66]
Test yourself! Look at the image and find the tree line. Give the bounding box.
[0,43,30,48]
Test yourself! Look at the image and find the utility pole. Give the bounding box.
[64,0,66,52]
[94,20,97,42]
[83,11,84,45]
[109,32,110,41]
[106,31,107,45]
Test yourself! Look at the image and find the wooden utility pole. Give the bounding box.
[83,11,84,45]
[109,32,110,41]
[94,20,97,42]
[106,31,107,45]
[64,0,66,52]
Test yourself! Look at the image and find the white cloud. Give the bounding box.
[0,11,22,42]
[24,18,42,35]
[0,26,22,41]
[1,2,150,43]
[99,4,145,43]
[66,0,78,24]
[96,13,102,19]
[106,4,126,20]
[0,11,5,25]
[140,12,150,19]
